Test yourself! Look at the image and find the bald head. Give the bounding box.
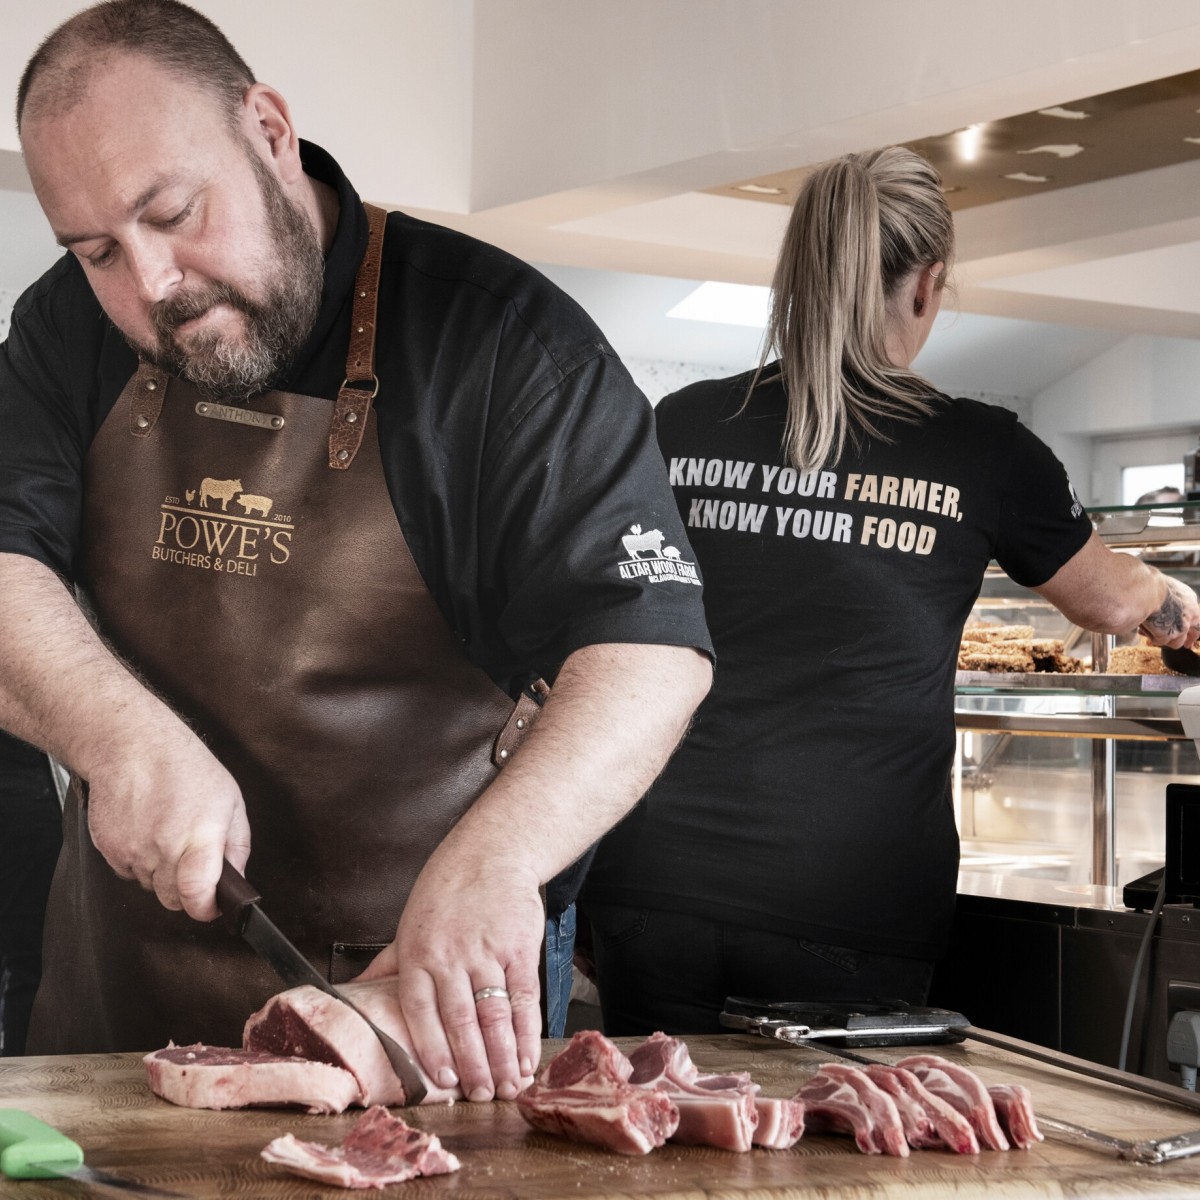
[17,0,254,134]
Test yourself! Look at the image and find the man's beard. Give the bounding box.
[131,149,324,402]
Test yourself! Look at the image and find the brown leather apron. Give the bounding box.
[28,206,532,1053]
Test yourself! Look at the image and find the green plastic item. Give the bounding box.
[0,1109,85,1179]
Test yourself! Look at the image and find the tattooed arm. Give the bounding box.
[1033,531,1200,649]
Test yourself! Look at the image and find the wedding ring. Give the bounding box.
[473,986,510,1004]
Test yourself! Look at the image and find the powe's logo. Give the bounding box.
[152,474,294,577]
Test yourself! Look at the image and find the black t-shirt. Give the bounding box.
[0,142,713,912]
[583,371,1092,958]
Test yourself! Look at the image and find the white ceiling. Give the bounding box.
[2,0,1200,406]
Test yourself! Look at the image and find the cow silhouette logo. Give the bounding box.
[621,524,666,559]
[199,477,243,511]
[617,523,701,587]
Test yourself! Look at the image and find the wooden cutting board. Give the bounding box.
[3,1034,1200,1197]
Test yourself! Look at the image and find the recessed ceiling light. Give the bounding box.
[1037,105,1090,120]
[1016,143,1085,158]
[1004,172,1051,183]
[734,183,786,196]
[1186,137,1200,145]
[956,124,984,163]
[667,281,771,328]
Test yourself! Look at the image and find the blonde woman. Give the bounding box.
[582,147,1200,1035]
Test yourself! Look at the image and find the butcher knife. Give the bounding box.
[216,860,429,1105]
[0,1109,184,1195]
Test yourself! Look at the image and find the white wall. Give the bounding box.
[1032,334,1200,504]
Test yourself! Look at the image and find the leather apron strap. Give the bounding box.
[329,203,387,469]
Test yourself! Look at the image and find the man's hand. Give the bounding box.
[360,860,543,1102]
[86,729,251,921]
[358,641,711,1101]
[1139,574,1200,649]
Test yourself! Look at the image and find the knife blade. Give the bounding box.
[0,1109,184,1195]
[216,860,429,1105]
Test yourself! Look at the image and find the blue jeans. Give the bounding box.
[544,902,576,1038]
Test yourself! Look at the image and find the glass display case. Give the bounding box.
[954,501,1200,889]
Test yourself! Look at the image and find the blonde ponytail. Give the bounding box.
[750,146,954,471]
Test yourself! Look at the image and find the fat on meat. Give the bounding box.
[628,1032,761,1152]
[897,1054,1010,1151]
[863,1064,979,1154]
[143,1043,361,1114]
[794,1064,908,1157]
[243,978,462,1108]
[261,1104,460,1189]
[989,1084,1043,1149]
[752,1097,807,1150]
[516,1031,679,1155]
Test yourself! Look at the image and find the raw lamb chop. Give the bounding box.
[516,1030,680,1155]
[144,1043,360,1114]
[897,1054,1010,1151]
[794,1064,909,1156]
[261,1104,460,1189]
[989,1084,1043,1149]
[861,1064,935,1148]
[752,1096,807,1150]
[862,1064,979,1154]
[628,1031,761,1152]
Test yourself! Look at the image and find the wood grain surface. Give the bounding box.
[4,1034,1200,1198]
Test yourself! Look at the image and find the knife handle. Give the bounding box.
[216,859,262,934]
[0,1109,84,1179]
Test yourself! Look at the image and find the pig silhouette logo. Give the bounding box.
[199,477,243,511]
[621,524,665,560]
[662,546,681,560]
[237,494,273,519]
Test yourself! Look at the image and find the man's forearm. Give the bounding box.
[422,641,712,890]
[0,552,176,775]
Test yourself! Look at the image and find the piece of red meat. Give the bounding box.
[897,1054,1010,1151]
[146,977,463,1113]
[243,978,461,1107]
[863,1064,979,1154]
[144,1043,361,1113]
[794,1064,908,1156]
[260,1104,460,1189]
[989,1083,1043,1149]
[536,1027,633,1089]
[517,1032,679,1155]
[628,1032,760,1152]
[517,1081,681,1155]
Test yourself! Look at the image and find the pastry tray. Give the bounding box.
[955,670,1196,695]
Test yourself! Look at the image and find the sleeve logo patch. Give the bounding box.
[617,524,701,585]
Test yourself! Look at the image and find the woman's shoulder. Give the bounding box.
[926,393,1021,431]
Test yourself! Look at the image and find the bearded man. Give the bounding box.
[0,0,712,1101]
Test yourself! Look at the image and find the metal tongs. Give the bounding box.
[720,997,970,1048]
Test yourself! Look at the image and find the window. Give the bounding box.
[1121,463,1185,506]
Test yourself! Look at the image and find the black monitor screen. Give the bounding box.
[1166,784,1200,900]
